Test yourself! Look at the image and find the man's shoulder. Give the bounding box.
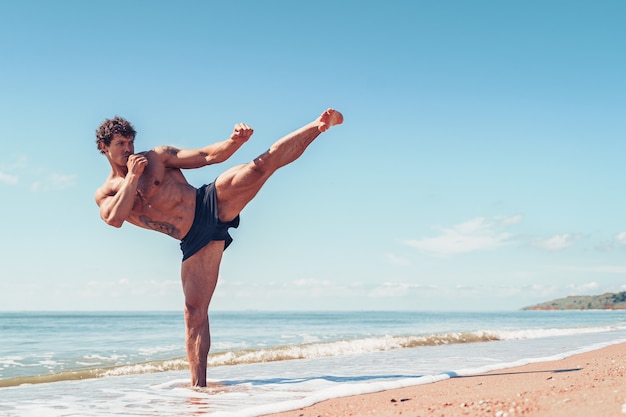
[149,146,179,158]
[94,177,120,201]
[142,147,173,162]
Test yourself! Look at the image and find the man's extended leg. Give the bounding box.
[215,108,343,222]
[180,109,342,387]
[180,240,224,387]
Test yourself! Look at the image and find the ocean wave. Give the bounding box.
[493,324,625,341]
[0,332,496,388]
[0,358,190,389]
[2,323,622,388]
[205,332,500,368]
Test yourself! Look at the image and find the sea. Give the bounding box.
[1,310,625,417]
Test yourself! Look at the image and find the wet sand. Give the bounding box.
[262,342,626,417]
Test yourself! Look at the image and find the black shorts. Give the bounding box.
[179,182,240,261]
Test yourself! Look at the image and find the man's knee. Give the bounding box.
[251,154,277,176]
[184,302,208,328]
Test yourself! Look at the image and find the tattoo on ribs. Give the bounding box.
[139,215,179,237]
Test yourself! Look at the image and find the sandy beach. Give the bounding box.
[262,342,626,417]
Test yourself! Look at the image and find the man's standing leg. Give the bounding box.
[180,240,224,387]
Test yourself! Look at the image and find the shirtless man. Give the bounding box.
[94,108,343,387]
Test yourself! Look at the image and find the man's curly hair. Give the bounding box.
[95,116,137,154]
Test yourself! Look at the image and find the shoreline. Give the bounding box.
[262,341,626,417]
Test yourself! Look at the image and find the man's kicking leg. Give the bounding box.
[215,108,343,222]
[181,108,342,387]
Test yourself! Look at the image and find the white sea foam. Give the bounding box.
[493,324,623,340]
[83,353,127,361]
[212,341,251,350]
[0,357,25,366]
[206,337,626,417]
[100,358,188,377]
[5,324,624,384]
[5,334,622,417]
[2,310,626,416]
[138,345,180,356]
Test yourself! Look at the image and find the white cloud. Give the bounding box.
[80,278,178,298]
[291,278,332,288]
[615,232,626,245]
[566,281,600,294]
[0,171,18,185]
[532,233,582,251]
[500,214,523,225]
[216,278,346,300]
[554,265,626,274]
[364,281,598,305]
[403,215,520,256]
[31,173,77,192]
[368,282,436,298]
[385,253,411,266]
[0,155,29,185]
[1,155,27,170]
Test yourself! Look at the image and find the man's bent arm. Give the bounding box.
[159,124,253,169]
[96,173,141,228]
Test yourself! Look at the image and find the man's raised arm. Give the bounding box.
[160,123,254,169]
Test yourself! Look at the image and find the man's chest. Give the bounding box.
[136,162,166,199]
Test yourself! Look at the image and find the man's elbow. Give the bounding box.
[101,214,124,228]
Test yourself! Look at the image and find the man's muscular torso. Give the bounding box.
[105,150,197,240]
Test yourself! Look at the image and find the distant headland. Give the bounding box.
[523,291,626,310]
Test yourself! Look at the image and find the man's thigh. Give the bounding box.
[215,162,270,222]
[181,240,224,309]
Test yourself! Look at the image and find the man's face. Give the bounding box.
[105,133,135,165]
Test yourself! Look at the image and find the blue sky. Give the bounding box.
[1,1,625,311]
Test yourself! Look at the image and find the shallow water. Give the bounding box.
[1,310,625,416]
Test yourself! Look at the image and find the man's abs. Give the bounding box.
[128,173,197,240]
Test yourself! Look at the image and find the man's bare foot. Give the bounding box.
[318,108,344,132]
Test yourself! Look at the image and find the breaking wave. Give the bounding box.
[3,323,621,388]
